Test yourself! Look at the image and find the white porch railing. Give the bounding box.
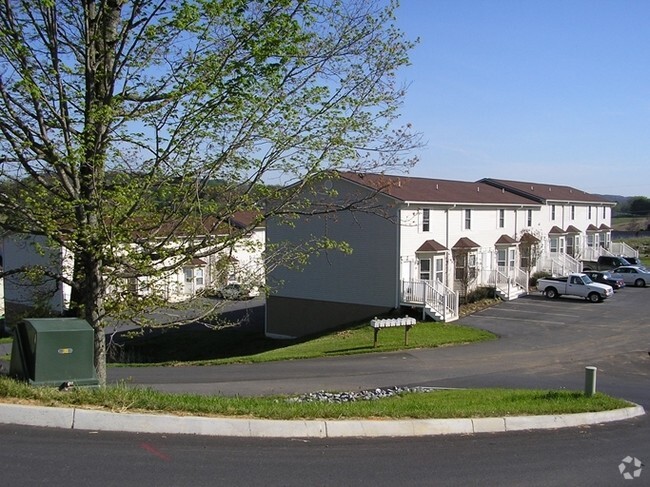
[400,279,458,322]
[479,267,528,299]
[611,241,638,258]
[539,252,581,276]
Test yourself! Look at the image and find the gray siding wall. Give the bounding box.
[267,179,400,309]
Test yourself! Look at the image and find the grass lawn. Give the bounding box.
[0,377,630,419]
[108,320,497,366]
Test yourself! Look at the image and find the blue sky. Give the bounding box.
[394,1,650,197]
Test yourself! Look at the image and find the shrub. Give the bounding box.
[530,271,551,287]
[465,286,496,303]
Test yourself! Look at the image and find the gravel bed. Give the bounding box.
[287,386,439,403]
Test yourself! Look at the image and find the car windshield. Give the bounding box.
[601,272,612,278]
[582,275,593,284]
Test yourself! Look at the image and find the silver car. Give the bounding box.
[611,266,650,287]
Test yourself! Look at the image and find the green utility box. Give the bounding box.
[10,318,99,387]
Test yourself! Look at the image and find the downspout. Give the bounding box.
[396,205,403,309]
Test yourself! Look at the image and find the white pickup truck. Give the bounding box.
[536,273,614,302]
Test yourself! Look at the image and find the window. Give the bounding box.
[195,267,204,286]
[550,237,558,253]
[551,204,556,220]
[527,209,532,227]
[422,208,430,232]
[419,259,431,280]
[497,248,506,268]
[464,209,471,230]
[434,257,444,283]
[571,205,575,220]
[603,206,606,218]
[455,252,477,280]
[498,209,505,228]
[588,206,592,219]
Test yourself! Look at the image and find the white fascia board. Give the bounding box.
[403,200,542,208]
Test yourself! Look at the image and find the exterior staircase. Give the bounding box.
[400,279,459,322]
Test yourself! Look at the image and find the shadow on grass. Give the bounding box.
[107,328,302,364]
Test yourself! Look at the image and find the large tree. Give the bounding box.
[0,0,419,384]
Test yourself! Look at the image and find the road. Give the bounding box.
[2,289,649,486]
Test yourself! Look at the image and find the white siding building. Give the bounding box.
[266,172,619,338]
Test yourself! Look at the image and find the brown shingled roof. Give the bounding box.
[479,178,613,204]
[416,239,448,252]
[599,223,612,230]
[338,172,540,206]
[520,232,540,244]
[586,224,599,232]
[495,234,518,245]
[452,237,480,249]
[548,226,566,234]
[565,225,581,233]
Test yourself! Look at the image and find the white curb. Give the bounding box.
[0,403,644,438]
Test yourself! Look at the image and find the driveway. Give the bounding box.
[109,288,650,407]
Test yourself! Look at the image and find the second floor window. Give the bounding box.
[527,209,533,226]
[603,206,606,218]
[588,206,592,219]
[551,205,556,220]
[571,205,575,220]
[422,208,430,232]
[498,209,505,228]
[465,209,471,230]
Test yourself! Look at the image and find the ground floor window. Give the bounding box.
[419,258,431,280]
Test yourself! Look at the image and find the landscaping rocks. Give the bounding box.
[287,386,438,403]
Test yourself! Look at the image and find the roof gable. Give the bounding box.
[416,239,448,252]
[452,237,481,249]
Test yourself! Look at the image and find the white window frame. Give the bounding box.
[422,208,430,232]
[551,204,556,221]
[464,209,471,230]
[419,258,431,280]
[527,209,532,227]
[498,209,505,228]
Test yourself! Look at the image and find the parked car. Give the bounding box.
[218,283,260,300]
[583,270,625,290]
[581,256,631,272]
[622,256,645,268]
[610,266,650,287]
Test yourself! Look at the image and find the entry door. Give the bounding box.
[183,267,205,295]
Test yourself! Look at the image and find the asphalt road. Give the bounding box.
[3,289,650,485]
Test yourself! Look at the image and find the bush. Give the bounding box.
[530,271,551,288]
[465,286,496,303]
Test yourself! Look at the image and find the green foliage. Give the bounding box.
[0,0,420,382]
[530,271,551,287]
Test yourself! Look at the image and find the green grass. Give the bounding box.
[0,376,630,419]
[109,321,497,366]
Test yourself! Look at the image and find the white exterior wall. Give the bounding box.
[2,234,72,317]
[399,204,545,288]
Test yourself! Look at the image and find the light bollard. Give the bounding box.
[584,366,597,397]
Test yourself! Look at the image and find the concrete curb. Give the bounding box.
[0,403,644,438]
